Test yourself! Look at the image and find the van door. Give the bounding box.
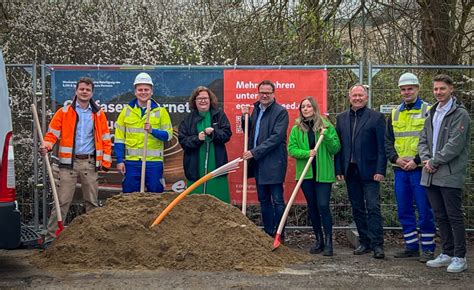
[0,48,21,249]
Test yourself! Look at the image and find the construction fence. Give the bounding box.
[4,62,473,231]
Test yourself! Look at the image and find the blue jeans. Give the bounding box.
[256,183,286,238]
[346,163,384,248]
[123,161,164,193]
[301,180,333,236]
[394,169,436,251]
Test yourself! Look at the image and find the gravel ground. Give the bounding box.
[1,231,473,289]
[2,193,473,289]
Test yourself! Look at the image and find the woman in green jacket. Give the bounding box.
[288,97,341,256]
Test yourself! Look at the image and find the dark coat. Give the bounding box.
[245,99,289,184]
[334,106,386,180]
[178,107,232,182]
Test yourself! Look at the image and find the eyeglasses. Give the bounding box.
[196,97,209,102]
[258,92,273,96]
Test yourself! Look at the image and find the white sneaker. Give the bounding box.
[447,257,468,273]
[426,253,452,268]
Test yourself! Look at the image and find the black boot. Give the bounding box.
[323,234,333,256]
[309,232,324,254]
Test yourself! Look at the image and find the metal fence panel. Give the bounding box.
[5,62,473,231]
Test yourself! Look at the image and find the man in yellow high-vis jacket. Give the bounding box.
[114,72,173,193]
[385,72,436,262]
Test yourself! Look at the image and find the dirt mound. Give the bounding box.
[34,193,307,273]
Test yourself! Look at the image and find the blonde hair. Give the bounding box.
[296,97,325,132]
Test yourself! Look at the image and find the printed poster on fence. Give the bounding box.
[51,67,327,205]
[223,70,327,204]
[50,67,223,199]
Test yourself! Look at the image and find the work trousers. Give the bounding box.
[122,161,164,193]
[45,158,98,243]
[394,169,436,251]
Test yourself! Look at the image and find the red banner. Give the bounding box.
[223,70,328,204]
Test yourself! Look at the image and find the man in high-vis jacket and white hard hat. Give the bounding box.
[385,72,436,262]
[114,72,173,193]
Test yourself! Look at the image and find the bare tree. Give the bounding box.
[417,0,473,64]
[338,0,472,64]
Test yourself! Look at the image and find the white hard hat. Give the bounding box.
[398,72,419,87]
[134,72,153,87]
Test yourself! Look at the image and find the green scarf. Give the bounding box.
[197,111,216,177]
[187,110,230,203]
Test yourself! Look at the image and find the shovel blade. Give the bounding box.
[55,221,64,237]
[272,233,282,251]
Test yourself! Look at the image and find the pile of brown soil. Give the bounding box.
[34,193,307,273]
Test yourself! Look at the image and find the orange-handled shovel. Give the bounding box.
[241,112,249,215]
[140,100,151,193]
[273,130,326,250]
[31,104,64,237]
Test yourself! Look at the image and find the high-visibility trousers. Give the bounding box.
[123,161,164,193]
[394,168,436,251]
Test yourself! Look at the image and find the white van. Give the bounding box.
[0,48,21,249]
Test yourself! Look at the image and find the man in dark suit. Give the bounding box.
[335,84,387,259]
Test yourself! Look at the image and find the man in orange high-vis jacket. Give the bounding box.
[39,77,112,248]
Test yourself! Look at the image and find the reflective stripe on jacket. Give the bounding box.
[115,99,173,162]
[43,98,112,169]
[391,99,430,160]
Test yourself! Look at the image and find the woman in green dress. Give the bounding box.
[178,86,232,203]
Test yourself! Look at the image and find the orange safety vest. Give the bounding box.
[44,98,112,169]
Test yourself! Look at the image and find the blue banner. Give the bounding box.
[50,67,224,194]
